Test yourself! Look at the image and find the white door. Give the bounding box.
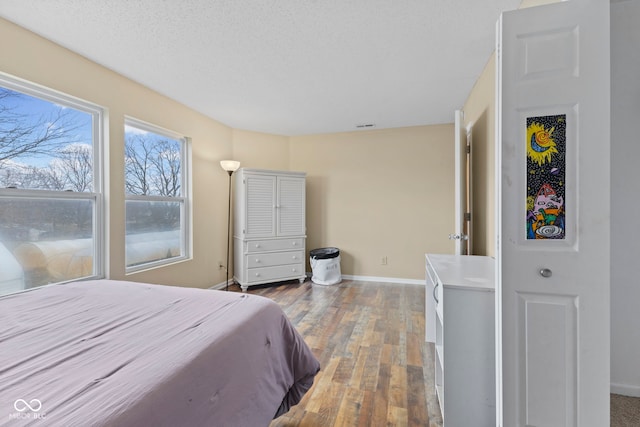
[451,109,470,254]
[496,1,610,426]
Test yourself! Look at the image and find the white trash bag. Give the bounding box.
[310,247,341,285]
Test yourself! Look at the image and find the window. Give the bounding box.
[0,74,103,295]
[124,118,190,271]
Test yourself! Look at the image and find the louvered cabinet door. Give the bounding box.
[244,174,276,238]
[276,176,305,236]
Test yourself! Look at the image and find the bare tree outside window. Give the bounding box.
[0,87,92,191]
[125,130,181,197]
[51,143,93,192]
[124,121,187,269]
[0,82,101,294]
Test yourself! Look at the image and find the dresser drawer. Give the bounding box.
[247,251,304,268]
[247,263,305,283]
[245,238,304,253]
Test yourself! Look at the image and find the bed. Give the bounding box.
[0,279,320,426]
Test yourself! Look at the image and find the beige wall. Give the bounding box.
[291,125,455,281]
[2,17,456,285]
[232,129,289,170]
[462,54,496,257]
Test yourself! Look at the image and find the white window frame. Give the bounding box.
[124,117,191,273]
[0,72,105,283]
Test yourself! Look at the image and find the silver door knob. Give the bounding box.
[539,268,552,278]
[448,233,469,241]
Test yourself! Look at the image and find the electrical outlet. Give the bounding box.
[381,256,388,265]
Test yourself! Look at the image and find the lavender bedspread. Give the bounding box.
[0,280,320,426]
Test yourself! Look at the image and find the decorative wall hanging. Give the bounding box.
[526,114,566,240]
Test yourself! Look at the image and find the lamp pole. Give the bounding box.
[220,160,240,291]
[225,170,232,291]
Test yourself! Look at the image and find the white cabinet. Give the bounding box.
[233,169,306,291]
[425,254,495,427]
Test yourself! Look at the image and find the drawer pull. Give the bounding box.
[292,241,297,246]
[433,282,439,304]
[292,255,297,260]
[292,268,297,272]
[255,273,260,277]
[255,258,260,263]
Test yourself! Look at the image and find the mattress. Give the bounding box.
[0,280,320,426]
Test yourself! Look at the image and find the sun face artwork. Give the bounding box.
[526,114,566,240]
[527,121,559,166]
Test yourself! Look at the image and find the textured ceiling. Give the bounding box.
[0,0,522,135]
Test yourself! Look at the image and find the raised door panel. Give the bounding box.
[244,175,276,238]
[277,176,305,237]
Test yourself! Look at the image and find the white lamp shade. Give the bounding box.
[220,160,240,172]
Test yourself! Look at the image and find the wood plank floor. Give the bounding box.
[233,279,638,426]
[232,279,640,426]
[232,279,443,427]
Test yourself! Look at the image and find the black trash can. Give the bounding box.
[310,247,341,285]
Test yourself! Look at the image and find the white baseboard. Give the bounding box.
[611,382,640,397]
[213,274,424,290]
[305,271,423,285]
[209,280,232,291]
[338,274,424,286]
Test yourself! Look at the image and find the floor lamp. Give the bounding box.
[220,160,240,291]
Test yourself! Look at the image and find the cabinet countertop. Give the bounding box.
[426,254,495,291]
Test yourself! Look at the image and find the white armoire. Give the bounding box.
[233,168,306,291]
